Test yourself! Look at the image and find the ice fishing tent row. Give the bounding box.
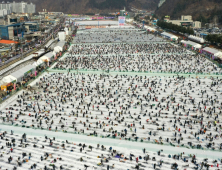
[54,41,66,53]
[188,35,204,43]
[2,64,36,83]
[161,32,178,40]
[180,40,202,50]
[201,47,222,60]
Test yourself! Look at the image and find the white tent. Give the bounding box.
[202,47,220,55]
[54,41,65,53]
[214,52,222,59]
[181,40,202,49]
[1,75,17,84]
[180,40,186,43]
[58,32,66,41]
[54,46,62,53]
[188,35,204,43]
[144,26,156,32]
[64,27,69,35]
[40,52,54,61]
[45,39,55,48]
[52,51,57,56]
[33,59,44,67]
[38,56,50,62]
[161,32,178,40]
[10,64,35,81]
[32,62,38,66]
[37,59,44,65]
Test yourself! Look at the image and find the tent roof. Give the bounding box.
[214,52,222,58]
[161,32,178,39]
[182,40,202,48]
[54,46,63,52]
[39,56,50,62]
[202,47,220,55]
[42,52,54,58]
[55,41,66,48]
[36,59,44,65]
[45,39,55,48]
[10,64,35,80]
[188,35,204,43]
[2,75,16,83]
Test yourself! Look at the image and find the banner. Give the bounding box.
[118,16,125,26]
[97,17,104,20]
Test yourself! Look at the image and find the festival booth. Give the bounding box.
[161,32,178,41]
[201,47,222,60]
[188,35,204,44]
[37,52,54,67]
[40,52,54,62]
[181,40,202,50]
[10,64,35,82]
[0,75,16,89]
[54,41,66,53]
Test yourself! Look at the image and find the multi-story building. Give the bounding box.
[0,9,10,16]
[26,3,35,14]
[0,1,11,16]
[0,22,25,40]
[0,1,36,14]
[166,15,201,28]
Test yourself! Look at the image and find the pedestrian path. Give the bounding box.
[0,124,221,160]
[48,68,222,78]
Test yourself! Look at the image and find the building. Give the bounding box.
[24,21,39,32]
[1,1,36,14]
[192,21,201,28]
[26,3,35,14]
[0,23,25,40]
[166,15,201,28]
[7,14,18,24]
[0,9,10,17]
[0,1,11,16]
[0,1,12,11]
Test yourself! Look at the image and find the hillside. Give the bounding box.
[155,0,222,23]
[9,0,159,14]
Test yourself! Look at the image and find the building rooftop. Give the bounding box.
[0,39,18,44]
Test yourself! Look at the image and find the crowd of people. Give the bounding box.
[53,43,220,74]
[1,130,220,170]
[0,27,222,169]
[73,31,163,43]
[1,72,222,151]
